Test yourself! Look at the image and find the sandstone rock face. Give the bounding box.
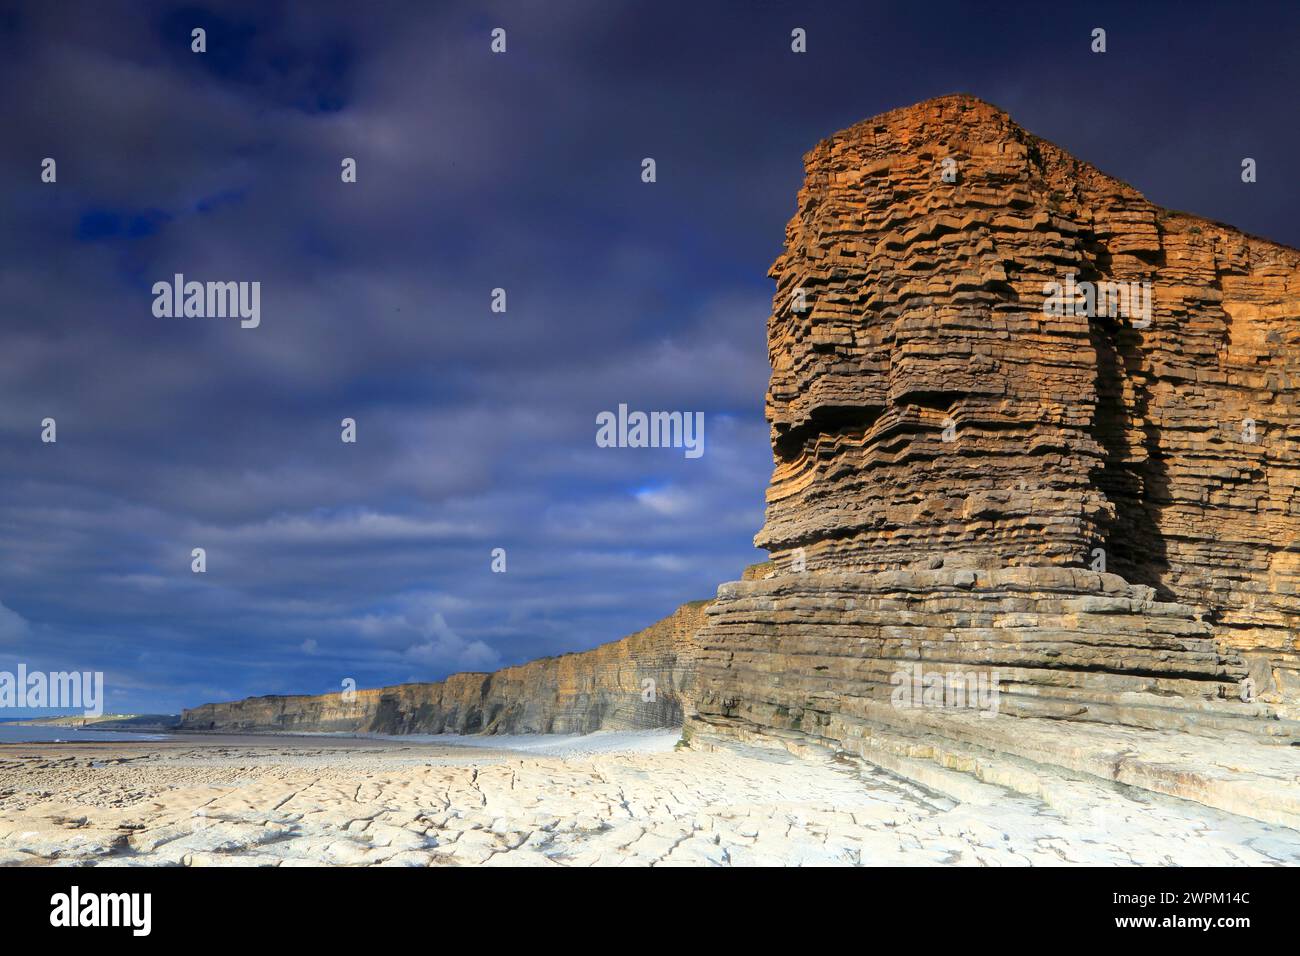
[752,94,1300,710]
[181,600,708,735]
[695,567,1285,738]
[688,97,1300,824]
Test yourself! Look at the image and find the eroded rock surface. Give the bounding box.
[4,736,1296,867]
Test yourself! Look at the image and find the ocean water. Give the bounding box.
[0,725,170,743]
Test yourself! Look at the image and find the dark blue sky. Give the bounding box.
[2,0,1298,715]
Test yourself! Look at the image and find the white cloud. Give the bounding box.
[208,510,479,546]
[338,594,500,673]
[0,601,30,643]
[635,485,695,516]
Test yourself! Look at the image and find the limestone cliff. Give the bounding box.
[687,95,1300,825]
[745,94,1299,709]
[181,599,708,735]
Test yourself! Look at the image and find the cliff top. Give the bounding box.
[811,93,1300,259]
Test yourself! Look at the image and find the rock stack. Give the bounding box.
[689,95,1300,826]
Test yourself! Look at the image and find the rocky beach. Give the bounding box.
[3,731,1299,867]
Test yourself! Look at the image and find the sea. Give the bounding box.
[0,725,171,743]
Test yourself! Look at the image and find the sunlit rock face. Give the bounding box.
[733,94,1300,719]
[181,600,709,735]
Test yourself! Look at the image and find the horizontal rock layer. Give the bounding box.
[688,568,1300,826]
[693,568,1292,735]
[181,600,709,735]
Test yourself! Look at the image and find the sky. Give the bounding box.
[2,0,1299,715]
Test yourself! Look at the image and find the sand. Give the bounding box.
[1,730,1298,866]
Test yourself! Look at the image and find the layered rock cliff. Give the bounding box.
[741,93,1299,710]
[181,599,709,735]
[687,95,1300,825]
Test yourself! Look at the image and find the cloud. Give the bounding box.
[339,595,500,673]
[0,602,31,643]
[635,485,697,517]
[0,2,779,711]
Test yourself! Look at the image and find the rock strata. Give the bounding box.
[753,94,1300,708]
[696,567,1281,734]
[181,600,708,735]
[688,95,1300,827]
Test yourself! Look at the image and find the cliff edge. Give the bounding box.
[181,599,709,735]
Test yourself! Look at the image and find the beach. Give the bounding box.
[2,730,1298,867]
